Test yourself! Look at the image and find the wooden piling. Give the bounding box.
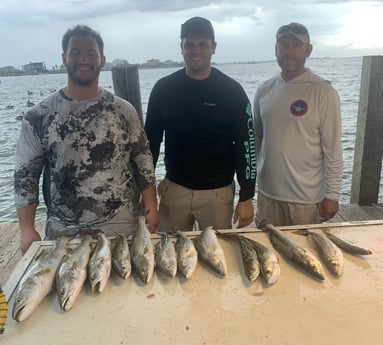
[351,56,383,205]
[111,65,143,125]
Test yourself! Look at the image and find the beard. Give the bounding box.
[66,64,101,87]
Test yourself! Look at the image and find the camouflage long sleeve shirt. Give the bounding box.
[14,89,155,227]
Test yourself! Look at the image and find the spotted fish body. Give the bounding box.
[131,216,155,284]
[12,237,69,322]
[175,231,198,279]
[217,232,260,282]
[155,232,177,277]
[295,229,344,277]
[112,233,131,279]
[324,230,372,256]
[244,236,280,285]
[194,226,227,276]
[56,235,93,311]
[88,232,112,293]
[263,223,325,280]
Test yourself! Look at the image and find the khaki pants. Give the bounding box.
[256,193,320,227]
[45,206,137,239]
[157,179,234,232]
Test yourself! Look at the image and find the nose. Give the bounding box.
[79,53,89,63]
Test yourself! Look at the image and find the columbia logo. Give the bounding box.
[203,102,216,107]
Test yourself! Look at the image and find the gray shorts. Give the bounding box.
[256,193,320,227]
[157,179,235,232]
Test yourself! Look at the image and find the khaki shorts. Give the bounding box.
[157,179,235,232]
[256,193,320,227]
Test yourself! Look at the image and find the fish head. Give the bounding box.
[134,256,154,284]
[89,262,110,293]
[12,283,44,322]
[209,255,227,276]
[57,283,78,312]
[263,261,281,285]
[115,260,131,279]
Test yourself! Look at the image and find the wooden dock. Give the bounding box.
[1,203,383,286]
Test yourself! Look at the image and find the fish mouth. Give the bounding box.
[12,304,26,322]
[60,296,72,311]
[91,281,101,293]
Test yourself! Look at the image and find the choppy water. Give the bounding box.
[1,57,381,223]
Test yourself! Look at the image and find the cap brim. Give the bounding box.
[277,32,309,44]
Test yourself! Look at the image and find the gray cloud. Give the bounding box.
[1,0,382,68]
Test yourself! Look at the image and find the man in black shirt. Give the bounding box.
[145,17,256,231]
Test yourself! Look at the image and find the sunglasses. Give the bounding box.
[277,24,309,36]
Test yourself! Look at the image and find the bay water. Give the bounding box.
[1,56,380,223]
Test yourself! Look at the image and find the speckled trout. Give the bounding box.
[262,223,325,280]
[131,216,155,283]
[12,237,69,322]
[217,232,260,282]
[294,229,344,277]
[155,232,177,277]
[324,230,372,256]
[194,226,227,276]
[175,230,198,279]
[112,233,131,279]
[88,232,112,293]
[56,234,93,311]
[244,236,281,285]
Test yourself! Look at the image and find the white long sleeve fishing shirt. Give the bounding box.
[253,68,343,203]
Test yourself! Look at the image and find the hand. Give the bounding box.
[145,207,159,233]
[318,198,339,221]
[20,228,41,255]
[141,185,159,233]
[233,199,254,228]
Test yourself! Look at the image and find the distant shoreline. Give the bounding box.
[1,57,352,77]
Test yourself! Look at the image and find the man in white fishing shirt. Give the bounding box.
[253,22,343,226]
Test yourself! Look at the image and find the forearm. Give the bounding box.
[17,204,42,255]
[17,204,37,233]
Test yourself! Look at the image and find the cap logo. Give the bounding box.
[290,100,308,116]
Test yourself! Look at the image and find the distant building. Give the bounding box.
[22,62,47,74]
[0,66,20,76]
[141,58,181,68]
[144,58,161,68]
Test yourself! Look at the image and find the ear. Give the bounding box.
[306,44,313,57]
[62,52,67,67]
[101,55,106,68]
[212,41,217,54]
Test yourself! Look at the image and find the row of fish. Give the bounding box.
[259,223,372,281]
[11,218,217,321]
[10,219,372,323]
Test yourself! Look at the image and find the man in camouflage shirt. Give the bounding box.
[14,25,158,254]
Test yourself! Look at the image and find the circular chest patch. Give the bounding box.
[290,100,308,116]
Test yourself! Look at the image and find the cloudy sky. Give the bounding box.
[1,0,383,69]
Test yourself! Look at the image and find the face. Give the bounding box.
[181,36,216,79]
[62,35,105,87]
[275,36,312,81]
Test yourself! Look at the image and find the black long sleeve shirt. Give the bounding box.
[145,67,256,201]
